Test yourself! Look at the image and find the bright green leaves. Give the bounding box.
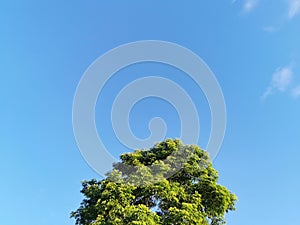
[71,139,237,225]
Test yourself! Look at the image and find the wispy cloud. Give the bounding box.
[231,0,259,14]
[288,0,300,19]
[243,0,259,13]
[261,0,299,32]
[291,86,300,98]
[262,65,293,99]
[262,25,279,33]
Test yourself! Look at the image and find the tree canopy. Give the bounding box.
[71,139,237,225]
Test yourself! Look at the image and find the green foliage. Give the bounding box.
[71,139,237,225]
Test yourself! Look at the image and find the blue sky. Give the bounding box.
[1,1,300,224]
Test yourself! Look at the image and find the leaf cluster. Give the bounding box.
[71,139,237,225]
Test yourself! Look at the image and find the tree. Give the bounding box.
[71,139,237,225]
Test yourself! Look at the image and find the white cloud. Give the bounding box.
[288,0,300,19]
[262,26,277,32]
[262,66,293,99]
[291,86,300,98]
[243,0,259,13]
[271,67,293,91]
